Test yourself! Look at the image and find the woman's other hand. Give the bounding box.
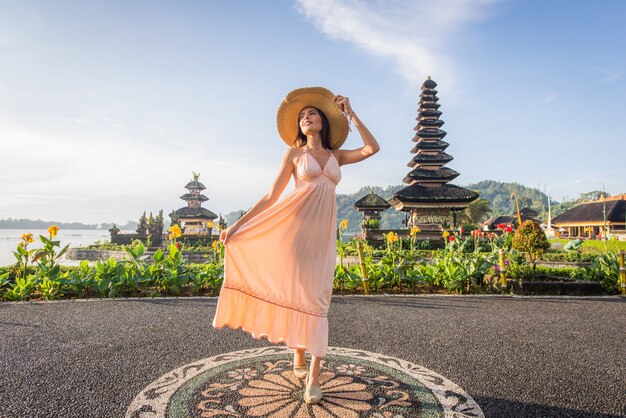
[221,226,238,245]
[333,95,353,116]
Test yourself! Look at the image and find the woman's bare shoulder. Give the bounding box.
[284,146,303,166]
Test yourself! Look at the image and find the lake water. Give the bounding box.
[0,229,130,267]
[1,229,362,267]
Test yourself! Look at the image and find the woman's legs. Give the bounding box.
[294,348,306,366]
[308,355,322,385]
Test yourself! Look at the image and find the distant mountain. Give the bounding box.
[463,180,554,218]
[337,185,406,232]
[172,182,608,231]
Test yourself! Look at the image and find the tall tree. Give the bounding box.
[457,198,493,225]
[136,211,148,234]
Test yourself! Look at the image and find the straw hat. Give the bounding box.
[276,87,350,150]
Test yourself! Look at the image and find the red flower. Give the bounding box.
[448,236,455,242]
[497,223,506,230]
[505,225,513,233]
[175,242,181,249]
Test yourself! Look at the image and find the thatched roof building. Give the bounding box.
[552,198,626,238]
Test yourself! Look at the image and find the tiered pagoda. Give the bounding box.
[389,77,478,230]
[354,191,391,231]
[170,172,218,235]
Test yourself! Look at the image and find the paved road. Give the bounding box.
[0,295,624,417]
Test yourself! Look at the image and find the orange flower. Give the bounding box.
[168,224,182,238]
[385,231,399,243]
[21,233,34,244]
[47,225,59,238]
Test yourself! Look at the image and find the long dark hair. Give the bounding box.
[293,107,332,150]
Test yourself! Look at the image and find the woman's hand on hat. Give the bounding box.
[333,95,353,117]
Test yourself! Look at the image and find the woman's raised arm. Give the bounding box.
[222,147,296,243]
[332,95,380,166]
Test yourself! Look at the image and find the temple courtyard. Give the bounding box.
[0,295,624,417]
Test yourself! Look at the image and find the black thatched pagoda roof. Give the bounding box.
[354,192,392,210]
[418,102,441,110]
[484,213,540,229]
[419,96,439,104]
[552,200,626,224]
[520,207,540,217]
[409,152,453,165]
[420,88,438,97]
[173,207,218,219]
[412,140,449,152]
[403,167,459,183]
[184,180,206,190]
[417,110,442,120]
[390,184,479,204]
[180,193,209,202]
[416,119,444,128]
[423,78,437,89]
[414,128,447,140]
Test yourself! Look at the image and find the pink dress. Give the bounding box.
[212,146,341,357]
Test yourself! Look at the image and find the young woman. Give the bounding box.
[212,86,380,404]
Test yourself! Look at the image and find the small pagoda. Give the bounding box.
[354,191,391,232]
[389,77,478,231]
[170,172,218,236]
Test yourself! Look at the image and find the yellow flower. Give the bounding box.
[442,230,450,239]
[168,233,174,240]
[207,221,214,228]
[168,224,182,238]
[212,240,220,249]
[410,226,421,237]
[47,225,59,238]
[339,219,349,230]
[21,233,34,244]
[386,231,399,243]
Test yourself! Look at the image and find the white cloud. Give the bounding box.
[589,67,622,85]
[0,112,277,224]
[295,0,499,91]
[542,90,558,104]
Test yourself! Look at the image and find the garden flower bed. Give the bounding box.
[1,223,622,302]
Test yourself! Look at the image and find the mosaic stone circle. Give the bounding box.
[126,346,484,418]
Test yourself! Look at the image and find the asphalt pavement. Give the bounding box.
[0,295,624,417]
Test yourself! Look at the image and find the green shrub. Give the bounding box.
[511,221,550,274]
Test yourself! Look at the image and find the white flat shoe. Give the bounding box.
[293,363,308,379]
[304,371,323,404]
[293,353,308,379]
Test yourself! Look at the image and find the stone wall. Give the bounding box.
[65,249,217,263]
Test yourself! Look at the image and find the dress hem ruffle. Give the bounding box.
[212,286,328,357]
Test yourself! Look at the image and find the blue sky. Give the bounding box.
[1,0,624,225]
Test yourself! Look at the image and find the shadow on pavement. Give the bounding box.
[475,395,625,418]
[331,295,482,310]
